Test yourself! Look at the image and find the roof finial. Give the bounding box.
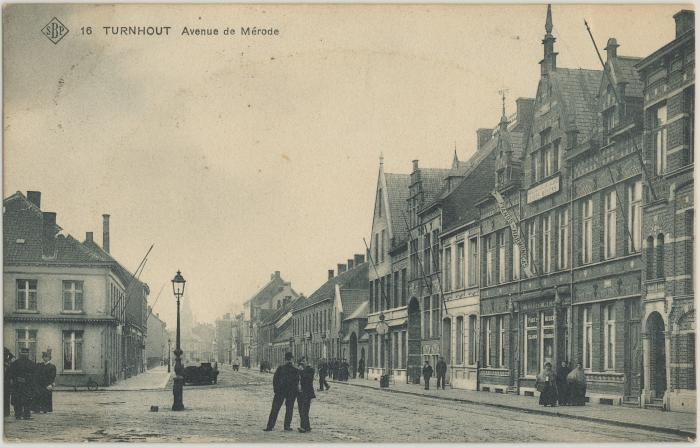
[498,88,509,126]
[545,4,553,35]
[452,142,459,166]
[379,152,384,168]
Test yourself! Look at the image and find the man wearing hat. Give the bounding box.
[8,347,36,420]
[296,357,315,433]
[263,351,299,432]
[35,350,56,413]
[4,348,15,417]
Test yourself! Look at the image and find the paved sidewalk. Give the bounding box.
[329,376,697,438]
[56,366,172,392]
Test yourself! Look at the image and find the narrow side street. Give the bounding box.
[3,368,692,442]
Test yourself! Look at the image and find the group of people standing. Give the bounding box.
[4,347,57,420]
[320,358,350,382]
[536,360,587,407]
[421,357,448,390]
[264,352,317,433]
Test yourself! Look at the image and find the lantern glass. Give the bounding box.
[172,270,186,299]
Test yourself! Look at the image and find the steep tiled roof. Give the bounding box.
[4,192,104,266]
[295,262,369,311]
[344,301,368,321]
[384,173,411,244]
[419,168,451,205]
[610,56,644,98]
[339,288,368,318]
[550,68,602,141]
[260,296,301,326]
[245,274,288,307]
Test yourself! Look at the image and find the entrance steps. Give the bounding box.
[622,396,640,408]
[506,386,519,395]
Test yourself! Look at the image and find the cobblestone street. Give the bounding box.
[3,368,692,442]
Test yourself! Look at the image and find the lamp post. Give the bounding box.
[167,338,172,373]
[376,313,390,387]
[171,270,186,411]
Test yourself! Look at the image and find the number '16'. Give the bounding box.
[81,27,92,35]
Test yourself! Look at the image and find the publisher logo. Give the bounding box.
[41,17,69,44]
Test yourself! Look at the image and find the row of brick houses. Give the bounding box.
[229,6,693,413]
[362,6,694,412]
[3,191,150,386]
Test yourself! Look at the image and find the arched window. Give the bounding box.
[646,236,655,279]
[656,233,665,279]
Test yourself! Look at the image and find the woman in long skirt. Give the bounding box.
[536,362,558,407]
[567,362,587,406]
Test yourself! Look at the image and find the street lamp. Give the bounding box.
[172,270,186,411]
[376,313,390,387]
[167,338,172,373]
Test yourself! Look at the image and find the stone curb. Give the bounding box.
[329,379,696,439]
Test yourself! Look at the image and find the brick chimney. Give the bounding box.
[516,98,534,124]
[605,38,619,60]
[412,160,419,171]
[86,231,94,243]
[477,128,492,150]
[328,269,334,280]
[102,214,110,253]
[42,212,57,258]
[272,271,280,280]
[354,253,365,265]
[347,259,354,270]
[337,263,347,274]
[674,10,694,37]
[27,191,41,208]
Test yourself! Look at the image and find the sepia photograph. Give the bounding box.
[2,2,697,442]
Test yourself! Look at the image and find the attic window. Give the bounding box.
[16,239,25,244]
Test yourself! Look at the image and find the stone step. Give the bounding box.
[645,403,666,411]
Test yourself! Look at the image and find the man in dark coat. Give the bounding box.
[263,352,299,432]
[296,358,316,433]
[358,357,365,379]
[318,359,330,391]
[555,360,571,406]
[340,359,349,381]
[4,348,14,417]
[8,348,36,420]
[422,360,433,390]
[435,356,447,390]
[35,351,57,413]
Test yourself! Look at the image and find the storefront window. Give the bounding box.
[525,314,538,376]
[541,310,555,370]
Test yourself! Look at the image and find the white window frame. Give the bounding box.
[604,304,616,371]
[604,191,617,259]
[456,316,464,365]
[542,214,552,273]
[558,208,570,269]
[16,279,38,311]
[468,237,479,287]
[63,330,83,372]
[456,242,465,289]
[485,317,492,367]
[654,105,668,176]
[443,246,452,292]
[583,307,593,370]
[498,232,506,283]
[16,329,38,362]
[499,316,505,367]
[628,181,642,253]
[528,220,538,274]
[486,236,494,286]
[582,199,593,264]
[62,280,84,312]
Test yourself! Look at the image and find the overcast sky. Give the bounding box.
[3,3,683,328]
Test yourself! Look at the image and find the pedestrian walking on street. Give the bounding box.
[358,357,365,379]
[263,352,299,432]
[567,362,587,406]
[536,362,558,407]
[318,359,330,391]
[4,348,15,417]
[34,350,56,413]
[340,359,349,381]
[422,360,433,390]
[8,347,36,420]
[296,358,315,433]
[435,356,447,390]
[555,360,571,406]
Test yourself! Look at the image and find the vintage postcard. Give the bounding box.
[2,3,697,442]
